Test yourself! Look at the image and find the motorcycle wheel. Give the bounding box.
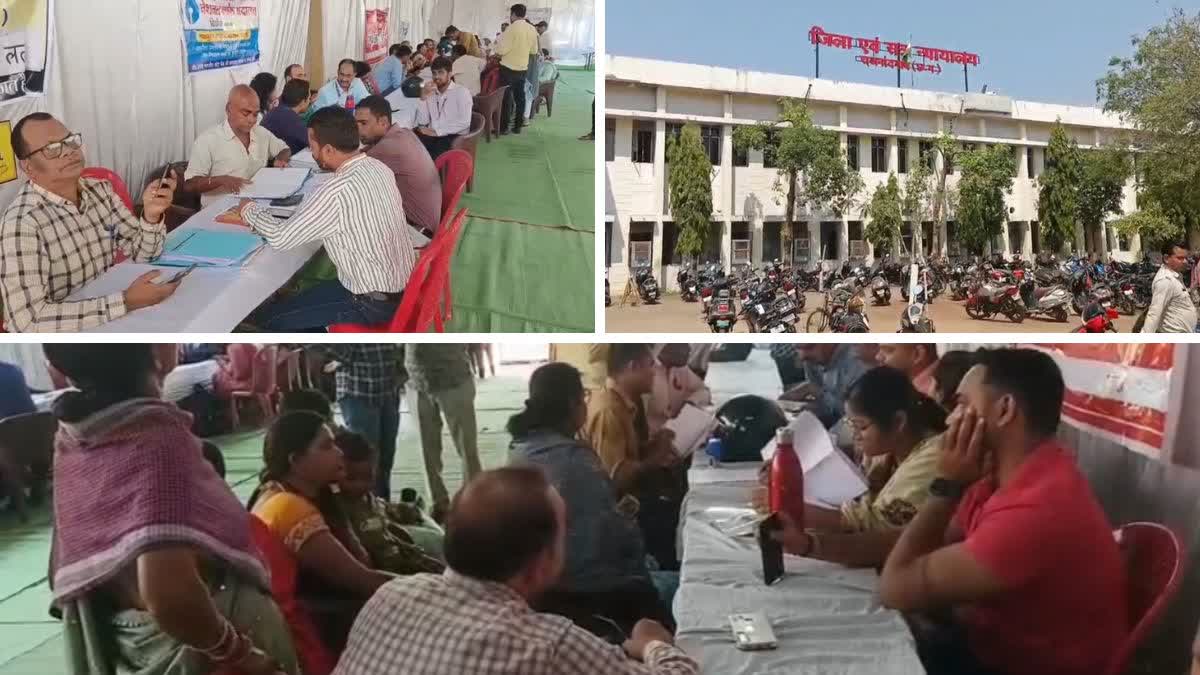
[1007,306,1027,323]
[805,309,829,333]
[1053,307,1069,323]
[965,302,986,320]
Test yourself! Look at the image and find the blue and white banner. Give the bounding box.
[180,0,260,74]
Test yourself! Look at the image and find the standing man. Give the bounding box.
[238,107,417,330]
[1,113,178,332]
[1141,241,1198,333]
[184,85,291,206]
[406,344,482,524]
[415,57,473,160]
[312,58,372,112]
[494,4,539,135]
[535,21,553,60]
[450,44,485,96]
[315,345,404,500]
[780,344,872,429]
[355,95,442,234]
[876,344,939,398]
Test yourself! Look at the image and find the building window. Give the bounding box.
[897,140,908,174]
[871,137,887,173]
[846,135,859,171]
[763,222,782,262]
[702,222,723,264]
[733,130,749,167]
[820,221,840,260]
[919,141,934,171]
[700,125,722,165]
[604,119,616,162]
[1026,147,1035,178]
[629,222,655,268]
[632,121,655,164]
[662,222,679,265]
[663,123,683,163]
[763,128,779,169]
[731,222,751,266]
[792,224,811,265]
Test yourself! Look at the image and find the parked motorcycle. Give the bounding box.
[965,271,1026,323]
[869,275,891,305]
[634,266,660,304]
[708,289,736,333]
[1018,279,1071,323]
[1072,301,1119,333]
[898,285,935,333]
[677,266,699,302]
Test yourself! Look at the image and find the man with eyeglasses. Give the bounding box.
[0,113,178,332]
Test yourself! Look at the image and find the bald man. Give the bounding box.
[184,84,291,206]
[334,467,700,675]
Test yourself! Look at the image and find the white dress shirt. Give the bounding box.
[417,81,473,137]
[1142,265,1198,333]
[451,55,485,96]
[239,154,416,295]
[185,120,288,206]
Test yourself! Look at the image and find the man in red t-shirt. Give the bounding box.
[880,348,1127,675]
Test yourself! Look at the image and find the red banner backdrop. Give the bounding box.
[363,9,389,66]
[808,25,979,75]
[1024,343,1183,459]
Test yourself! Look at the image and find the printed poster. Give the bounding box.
[0,0,51,104]
[364,8,389,66]
[180,0,260,74]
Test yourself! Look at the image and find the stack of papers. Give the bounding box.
[761,411,868,507]
[238,167,311,199]
[664,403,719,457]
[155,229,264,267]
[290,149,318,168]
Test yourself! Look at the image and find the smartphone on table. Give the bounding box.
[758,513,784,586]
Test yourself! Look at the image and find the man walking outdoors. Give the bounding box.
[1141,241,1198,333]
[406,344,482,523]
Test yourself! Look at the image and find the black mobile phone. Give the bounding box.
[167,264,197,284]
[759,513,784,586]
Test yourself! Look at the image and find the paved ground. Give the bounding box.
[606,287,1139,334]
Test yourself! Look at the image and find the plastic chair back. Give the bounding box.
[421,208,469,331]
[472,85,508,142]
[433,150,474,224]
[81,167,133,211]
[1105,522,1185,675]
[250,345,279,395]
[327,235,450,334]
[247,516,336,675]
[450,114,486,192]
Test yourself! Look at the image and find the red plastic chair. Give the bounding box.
[433,150,474,224]
[424,208,469,331]
[81,167,134,263]
[229,345,279,428]
[1105,522,1185,675]
[247,515,337,675]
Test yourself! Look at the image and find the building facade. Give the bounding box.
[604,55,1142,290]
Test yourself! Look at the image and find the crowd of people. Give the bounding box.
[8,341,1152,674]
[0,4,592,333]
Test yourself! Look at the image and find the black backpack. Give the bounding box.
[177,384,232,437]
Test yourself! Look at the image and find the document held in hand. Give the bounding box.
[664,403,719,457]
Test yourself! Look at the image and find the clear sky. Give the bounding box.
[605,0,1199,106]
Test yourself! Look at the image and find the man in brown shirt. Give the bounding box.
[354,95,443,233]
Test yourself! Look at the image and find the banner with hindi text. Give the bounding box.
[363,8,389,66]
[180,0,260,74]
[0,0,51,105]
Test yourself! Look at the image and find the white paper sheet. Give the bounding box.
[760,411,868,507]
[238,167,311,199]
[290,148,317,168]
[665,403,719,457]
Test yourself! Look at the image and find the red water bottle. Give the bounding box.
[345,95,355,111]
[769,427,805,526]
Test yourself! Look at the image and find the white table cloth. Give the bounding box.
[675,464,925,675]
[70,175,331,333]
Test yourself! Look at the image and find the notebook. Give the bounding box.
[154,229,264,267]
[664,403,719,457]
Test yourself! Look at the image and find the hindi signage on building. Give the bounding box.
[0,0,50,105]
[808,25,979,76]
[181,0,261,74]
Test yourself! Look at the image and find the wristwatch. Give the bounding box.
[929,477,966,500]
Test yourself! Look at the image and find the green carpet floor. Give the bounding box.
[446,67,596,332]
[0,366,534,674]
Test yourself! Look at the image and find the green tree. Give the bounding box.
[734,99,863,262]
[1037,122,1082,254]
[864,173,904,254]
[902,147,935,257]
[928,130,959,256]
[1112,203,1183,251]
[1077,146,1132,251]
[666,124,714,262]
[1097,9,1200,244]
[956,145,1015,253]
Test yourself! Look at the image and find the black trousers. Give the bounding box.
[535,581,674,642]
[499,65,527,132]
[418,133,458,160]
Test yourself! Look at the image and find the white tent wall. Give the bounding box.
[0,0,310,214]
[320,0,436,81]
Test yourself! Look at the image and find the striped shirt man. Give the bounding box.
[239,154,416,294]
[0,178,165,332]
[333,570,699,675]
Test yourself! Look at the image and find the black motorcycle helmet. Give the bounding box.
[714,395,788,462]
[400,76,424,99]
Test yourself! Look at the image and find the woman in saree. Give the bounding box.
[45,344,296,675]
[248,411,394,654]
[771,366,947,568]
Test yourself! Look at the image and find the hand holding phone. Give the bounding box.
[156,264,197,285]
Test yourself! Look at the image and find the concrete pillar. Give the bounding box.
[752,219,764,266]
[652,219,664,279]
[839,217,850,263]
[721,219,733,272]
[721,123,733,216]
[652,87,667,216]
[1023,222,1034,257]
[615,118,633,159]
[1018,147,1029,179]
[888,136,898,173]
[809,220,821,271]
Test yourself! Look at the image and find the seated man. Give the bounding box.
[415,56,473,160]
[283,63,307,83]
[355,95,442,234]
[0,113,179,332]
[879,348,1127,675]
[585,344,684,571]
[333,466,699,675]
[779,344,871,428]
[0,360,36,418]
[373,44,409,96]
[876,343,939,399]
[646,344,711,434]
[184,84,291,206]
[237,107,417,331]
[312,58,372,112]
[262,78,312,154]
[451,44,485,96]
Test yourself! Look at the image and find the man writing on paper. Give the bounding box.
[0,113,179,332]
[184,85,291,206]
[415,57,473,160]
[355,95,442,235]
[238,107,417,331]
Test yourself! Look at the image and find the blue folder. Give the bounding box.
[154,229,264,267]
